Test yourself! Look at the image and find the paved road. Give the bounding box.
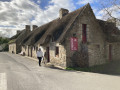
[0,52,120,90]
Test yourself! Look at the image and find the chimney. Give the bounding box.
[32,25,38,31]
[59,8,69,19]
[17,30,21,34]
[25,25,31,33]
[25,25,30,31]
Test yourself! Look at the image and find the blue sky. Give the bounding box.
[0,0,119,37]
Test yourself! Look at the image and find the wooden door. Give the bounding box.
[31,47,32,57]
[46,47,50,62]
[109,44,112,61]
[28,46,29,56]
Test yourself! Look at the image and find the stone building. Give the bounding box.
[9,25,31,54]
[21,3,120,68]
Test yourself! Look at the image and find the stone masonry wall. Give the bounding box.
[108,43,120,61]
[80,6,106,66]
[63,5,106,67]
[49,42,66,68]
[9,43,16,54]
[64,21,89,67]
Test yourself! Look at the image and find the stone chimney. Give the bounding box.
[25,25,30,31]
[25,25,31,33]
[32,25,38,31]
[59,8,69,19]
[17,30,21,34]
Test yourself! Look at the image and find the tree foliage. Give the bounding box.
[0,37,9,44]
[99,0,120,21]
[0,37,10,51]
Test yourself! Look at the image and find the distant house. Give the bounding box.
[9,25,31,54]
[20,3,120,68]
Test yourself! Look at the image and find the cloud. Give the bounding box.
[0,0,40,37]
[31,0,76,25]
[77,0,94,5]
[0,0,76,37]
[37,0,41,4]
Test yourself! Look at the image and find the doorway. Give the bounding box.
[28,46,29,56]
[46,47,50,62]
[109,44,112,61]
[31,47,32,57]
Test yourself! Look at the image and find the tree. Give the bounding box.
[99,0,120,20]
[0,37,10,51]
[98,0,120,28]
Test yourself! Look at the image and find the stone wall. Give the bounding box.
[9,43,16,54]
[22,46,29,56]
[62,5,107,67]
[49,42,67,68]
[88,44,106,66]
[64,22,89,67]
[32,47,37,58]
[22,45,39,59]
[108,43,120,61]
[80,6,106,66]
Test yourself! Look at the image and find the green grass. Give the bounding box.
[66,61,120,75]
[66,64,108,72]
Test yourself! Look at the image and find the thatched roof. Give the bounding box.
[22,21,53,45]
[10,31,22,40]
[9,29,30,44]
[35,4,90,46]
[9,31,22,44]
[98,19,120,42]
[16,29,31,45]
[21,3,87,46]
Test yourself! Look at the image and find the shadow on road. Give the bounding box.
[47,60,120,76]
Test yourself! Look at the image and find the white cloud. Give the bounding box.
[31,0,76,25]
[37,0,41,4]
[77,0,94,5]
[0,0,76,37]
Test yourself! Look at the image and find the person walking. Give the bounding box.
[37,48,43,66]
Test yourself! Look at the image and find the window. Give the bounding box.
[82,24,87,43]
[55,47,59,57]
[96,45,100,48]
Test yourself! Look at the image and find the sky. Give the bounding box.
[0,0,120,37]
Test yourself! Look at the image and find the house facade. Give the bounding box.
[9,25,31,54]
[20,3,120,68]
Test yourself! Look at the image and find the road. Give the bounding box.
[0,52,120,90]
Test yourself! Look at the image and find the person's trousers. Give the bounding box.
[37,57,42,66]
